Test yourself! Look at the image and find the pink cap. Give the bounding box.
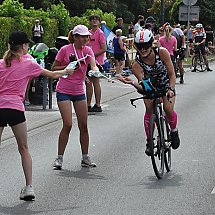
[72,25,92,36]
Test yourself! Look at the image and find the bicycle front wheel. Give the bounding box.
[149,114,165,179]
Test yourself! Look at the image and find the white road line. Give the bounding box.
[211,187,215,194]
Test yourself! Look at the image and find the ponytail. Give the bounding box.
[3,44,21,67]
[68,30,74,44]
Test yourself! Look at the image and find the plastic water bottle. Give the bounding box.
[62,61,78,78]
[40,59,45,68]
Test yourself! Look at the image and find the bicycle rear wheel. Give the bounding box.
[149,114,165,179]
[163,117,171,172]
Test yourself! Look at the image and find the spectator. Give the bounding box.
[0,31,74,200]
[52,25,99,170]
[113,29,127,75]
[133,15,144,34]
[112,17,123,34]
[205,25,214,47]
[32,19,44,44]
[86,14,106,112]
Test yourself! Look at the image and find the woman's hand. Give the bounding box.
[65,68,75,76]
[166,88,175,99]
[117,75,133,84]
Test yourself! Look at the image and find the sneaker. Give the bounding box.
[81,156,97,168]
[20,185,35,201]
[179,76,184,84]
[53,157,63,170]
[89,104,102,112]
[145,141,152,156]
[207,68,213,71]
[88,106,92,112]
[191,68,196,72]
[170,130,180,149]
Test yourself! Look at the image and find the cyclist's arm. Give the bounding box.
[159,48,176,89]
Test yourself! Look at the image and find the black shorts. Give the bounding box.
[114,53,125,61]
[0,108,26,127]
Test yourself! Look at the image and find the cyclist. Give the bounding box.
[172,24,186,83]
[192,23,212,72]
[117,29,180,155]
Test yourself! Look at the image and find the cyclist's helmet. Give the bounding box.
[134,29,154,50]
[196,23,203,28]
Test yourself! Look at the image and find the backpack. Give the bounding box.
[172,30,182,48]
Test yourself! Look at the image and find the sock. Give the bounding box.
[58,155,63,159]
[82,154,89,159]
[144,112,152,139]
[166,111,178,130]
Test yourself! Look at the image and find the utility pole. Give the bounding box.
[161,0,165,25]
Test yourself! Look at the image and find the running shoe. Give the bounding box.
[89,104,102,112]
[53,157,63,170]
[20,185,35,201]
[81,156,97,167]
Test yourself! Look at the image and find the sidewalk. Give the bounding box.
[1,77,136,142]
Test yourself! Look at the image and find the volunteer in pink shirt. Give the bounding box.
[52,25,99,170]
[86,14,106,112]
[0,31,74,201]
[159,23,177,64]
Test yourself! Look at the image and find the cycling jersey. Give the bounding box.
[194,31,206,43]
[135,48,170,94]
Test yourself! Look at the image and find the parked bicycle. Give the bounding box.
[191,43,207,72]
[130,92,172,179]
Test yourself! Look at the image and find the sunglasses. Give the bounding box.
[135,42,152,51]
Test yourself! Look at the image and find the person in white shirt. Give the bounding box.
[32,19,44,43]
[133,15,144,35]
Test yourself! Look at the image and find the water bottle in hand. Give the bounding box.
[62,54,78,78]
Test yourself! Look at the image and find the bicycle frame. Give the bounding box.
[130,94,171,179]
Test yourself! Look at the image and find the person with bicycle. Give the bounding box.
[191,23,212,72]
[172,24,186,83]
[117,29,180,155]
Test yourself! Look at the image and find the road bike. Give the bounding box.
[130,93,172,179]
[191,44,207,72]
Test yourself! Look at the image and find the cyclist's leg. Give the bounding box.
[143,99,154,155]
[143,99,154,139]
[177,51,185,83]
[201,47,212,71]
[163,96,180,149]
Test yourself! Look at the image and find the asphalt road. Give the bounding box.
[1,66,215,215]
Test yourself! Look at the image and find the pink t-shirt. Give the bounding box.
[56,44,94,95]
[0,57,42,111]
[159,36,177,56]
[88,28,106,65]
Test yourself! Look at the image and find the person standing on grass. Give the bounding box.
[0,31,74,201]
[86,14,106,112]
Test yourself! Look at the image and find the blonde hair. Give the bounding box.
[164,25,173,41]
[115,29,122,36]
[3,44,21,67]
[68,30,74,43]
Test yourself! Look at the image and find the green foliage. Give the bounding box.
[0,0,24,17]
[70,8,116,30]
[48,2,71,36]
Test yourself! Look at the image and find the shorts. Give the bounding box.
[114,53,125,61]
[0,108,26,127]
[56,92,86,102]
[177,48,185,60]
